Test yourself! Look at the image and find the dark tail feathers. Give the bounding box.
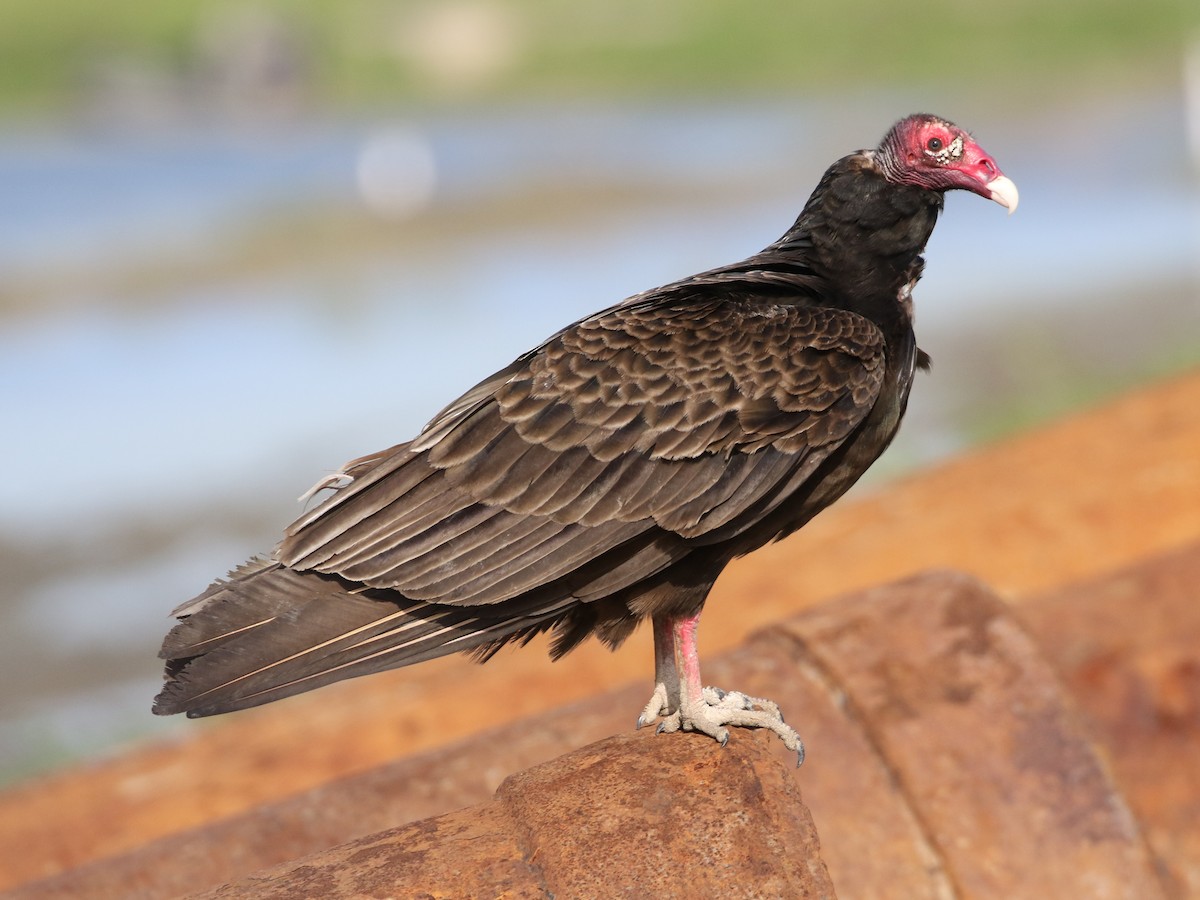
[153,557,557,717]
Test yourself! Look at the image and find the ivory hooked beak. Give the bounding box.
[987,174,1019,215]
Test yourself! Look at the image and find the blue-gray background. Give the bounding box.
[2,2,1198,783]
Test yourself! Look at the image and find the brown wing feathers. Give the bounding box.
[155,298,886,716]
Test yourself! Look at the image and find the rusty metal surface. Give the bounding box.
[187,731,835,900]
[1020,542,1200,898]
[496,732,833,900]
[777,570,1167,899]
[14,554,1200,899]
[194,802,542,900]
[7,687,647,900]
[701,624,955,898]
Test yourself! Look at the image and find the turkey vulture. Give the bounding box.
[154,114,1017,764]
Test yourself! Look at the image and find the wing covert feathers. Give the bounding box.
[279,301,884,602]
[158,298,889,716]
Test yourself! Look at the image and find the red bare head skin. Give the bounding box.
[876,113,1018,213]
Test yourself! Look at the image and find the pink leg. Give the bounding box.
[636,615,679,727]
[671,611,704,712]
[637,612,805,764]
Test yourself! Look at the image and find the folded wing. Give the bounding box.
[155,295,885,716]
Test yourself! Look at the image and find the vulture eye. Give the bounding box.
[926,137,944,152]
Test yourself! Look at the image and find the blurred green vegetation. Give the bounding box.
[0,0,1188,113]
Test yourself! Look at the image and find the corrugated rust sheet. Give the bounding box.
[774,571,1166,898]
[192,732,835,900]
[1020,544,1200,898]
[15,547,1199,898]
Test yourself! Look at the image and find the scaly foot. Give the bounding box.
[637,683,805,766]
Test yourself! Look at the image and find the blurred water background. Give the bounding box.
[1,1,1198,784]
